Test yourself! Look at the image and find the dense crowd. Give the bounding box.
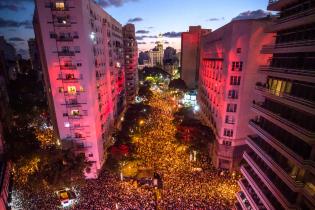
[12,91,239,210]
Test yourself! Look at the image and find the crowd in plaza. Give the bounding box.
[12,91,239,210]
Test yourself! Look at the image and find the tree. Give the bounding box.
[138,85,153,100]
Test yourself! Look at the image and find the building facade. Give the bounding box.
[123,24,138,103]
[198,19,274,171]
[149,42,164,67]
[34,0,126,178]
[181,26,210,89]
[236,0,315,209]
[28,38,43,82]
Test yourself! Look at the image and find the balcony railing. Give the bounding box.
[247,135,305,187]
[244,151,298,206]
[255,84,315,109]
[60,65,77,70]
[249,119,313,162]
[258,65,315,77]
[241,164,285,210]
[252,102,315,137]
[238,179,267,210]
[57,51,75,56]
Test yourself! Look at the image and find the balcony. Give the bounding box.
[258,65,315,82]
[236,191,254,210]
[267,7,315,31]
[249,119,313,163]
[57,74,83,83]
[241,165,285,210]
[252,101,315,139]
[56,36,74,42]
[255,84,315,113]
[267,0,299,11]
[238,179,267,210]
[60,65,77,70]
[244,151,298,208]
[261,39,315,54]
[57,51,75,57]
[247,135,305,188]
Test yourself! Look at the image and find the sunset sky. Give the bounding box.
[0,0,268,57]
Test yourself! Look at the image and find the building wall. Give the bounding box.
[198,19,274,171]
[181,26,210,89]
[123,24,138,104]
[236,0,315,209]
[34,0,126,178]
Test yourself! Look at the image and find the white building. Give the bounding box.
[34,0,126,178]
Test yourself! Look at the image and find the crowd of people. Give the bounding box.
[12,91,240,209]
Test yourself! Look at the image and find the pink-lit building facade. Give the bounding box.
[34,0,126,178]
[198,19,274,171]
[123,24,138,103]
[236,0,315,209]
[181,26,211,89]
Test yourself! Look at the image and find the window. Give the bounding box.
[58,87,64,93]
[68,86,76,94]
[55,2,65,10]
[74,46,80,53]
[88,153,93,157]
[64,122,70,127]
[231,62,243,71]
[71,110,80,116]
[225,115,235,124]
[223,140,232,146]
[75,133,82,138]
[228,90,238,99]
[236,48,242,53]
[223,129,233,137]
[80,86,84,92]
[230,76,241,85]
[227,104,237,112]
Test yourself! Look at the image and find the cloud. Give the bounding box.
[232,10,271,21]
[9,37,24,41]
[0,17,32,28]
[147,26,154,29]
[97,0,138,7]
[137,41,146,45]
[0,2,25,11]
[207,17,225,21]
[162,32,182,38]
[136,35,158,40]
[128,17,143,23]
[136,30,150,34]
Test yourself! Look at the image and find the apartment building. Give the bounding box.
[149,42,164,67]
[34,0,126,178]
[123,24,138,103]
[181,26,211,89]
[198,18,274,171]
[236,0,315,209]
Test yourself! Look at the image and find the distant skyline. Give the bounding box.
[0,0,268,58]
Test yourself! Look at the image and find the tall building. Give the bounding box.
[149,42,164,67]
[123,24,138,103]
[0,36,18,83]
[163,47,179,76]
[198,19,274,171]
[181,26,210,89]
[34,0,127,178]
[0,58,11,210]
[28,38,43,82]
[236,0,315,209]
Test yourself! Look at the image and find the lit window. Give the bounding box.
[80,86,84,92]
[58,87,64,93]
[55,2,65,10]
[64,122,70,127]
[68,86,76,94]
[71,110,80,116]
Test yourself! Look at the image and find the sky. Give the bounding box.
[0,0,269,58]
